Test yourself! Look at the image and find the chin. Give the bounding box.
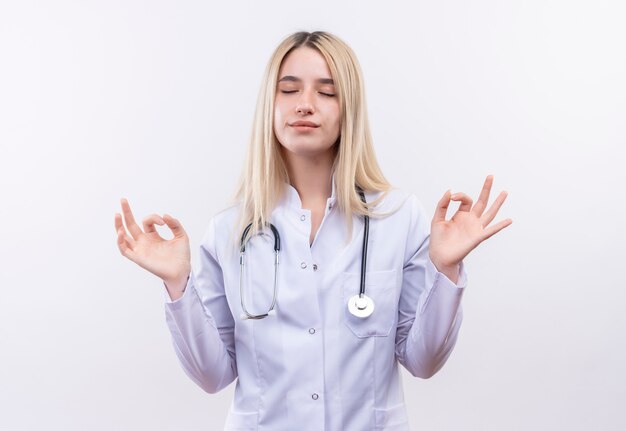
[281,142,335,158]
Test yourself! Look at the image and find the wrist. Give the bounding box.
[439,264,460,285]
[430,257,460,285]
[163,271,190,297]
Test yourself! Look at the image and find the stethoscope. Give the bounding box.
[239,187,374,320]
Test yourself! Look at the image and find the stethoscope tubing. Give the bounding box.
[239,186,370,320]
[239,223,281,319]
[357,188,369,298]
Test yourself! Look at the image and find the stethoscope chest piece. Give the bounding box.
[348,294,375,318]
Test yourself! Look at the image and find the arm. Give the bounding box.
[163,217,237,393]
[396,176,511,378]
[395,195,468,379]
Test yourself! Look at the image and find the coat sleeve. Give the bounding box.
[163,216,237,393]
[395,194,468,379]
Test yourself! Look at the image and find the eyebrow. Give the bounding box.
[278,75,335,85]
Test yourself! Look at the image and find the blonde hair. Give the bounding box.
[230,30,398,249]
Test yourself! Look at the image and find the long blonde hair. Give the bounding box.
[231,31,398,249]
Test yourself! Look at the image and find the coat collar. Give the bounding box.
[281,170,338,211]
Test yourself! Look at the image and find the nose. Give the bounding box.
[296,104,313,115]
[296,89,314,115]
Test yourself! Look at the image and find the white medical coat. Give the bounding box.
[164,179,467,431]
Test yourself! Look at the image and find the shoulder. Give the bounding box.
[200,201,244,258]
[367,187,427,221]
[369,188,431,251]
[212,201,243,229]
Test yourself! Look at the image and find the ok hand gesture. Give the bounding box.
[115,198,191,291]
[428,175,512,279]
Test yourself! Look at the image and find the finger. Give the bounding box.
[142,214,165,234]
[471,175,494,217]
[450,192,473,213]
[481,191,509,227]
[120,198,143,239]
[115,213,136,256]
[117,228,134,256]
[480,218,513,242]
[114,211,124,233]
[433,189,452,223]
[163,214,187,238]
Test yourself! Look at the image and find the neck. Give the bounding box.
[282,147,336,207]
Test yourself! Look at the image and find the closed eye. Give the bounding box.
[279,90,335,97]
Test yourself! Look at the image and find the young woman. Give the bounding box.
[115,31,511,431]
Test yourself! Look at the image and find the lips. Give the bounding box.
[290,121,319,128]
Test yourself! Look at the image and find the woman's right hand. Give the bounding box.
[115,198,191,292]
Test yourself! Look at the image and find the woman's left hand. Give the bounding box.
[429,175,512,281]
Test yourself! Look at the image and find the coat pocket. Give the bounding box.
[342,268,399,338]
[224,409,258,431]
[374,403,409,430]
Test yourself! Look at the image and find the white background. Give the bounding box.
[1,1,625,430]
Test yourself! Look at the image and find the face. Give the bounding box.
[273,47,341,159]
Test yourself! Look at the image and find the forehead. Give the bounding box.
[278,46,333,80]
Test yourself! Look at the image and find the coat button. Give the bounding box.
[311,393,319,400]
[300,262,307,269]
[300,214,306,221]
[313,264,318,271]
[309,328,316,334]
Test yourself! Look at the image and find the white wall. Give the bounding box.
[1,1,624,429]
